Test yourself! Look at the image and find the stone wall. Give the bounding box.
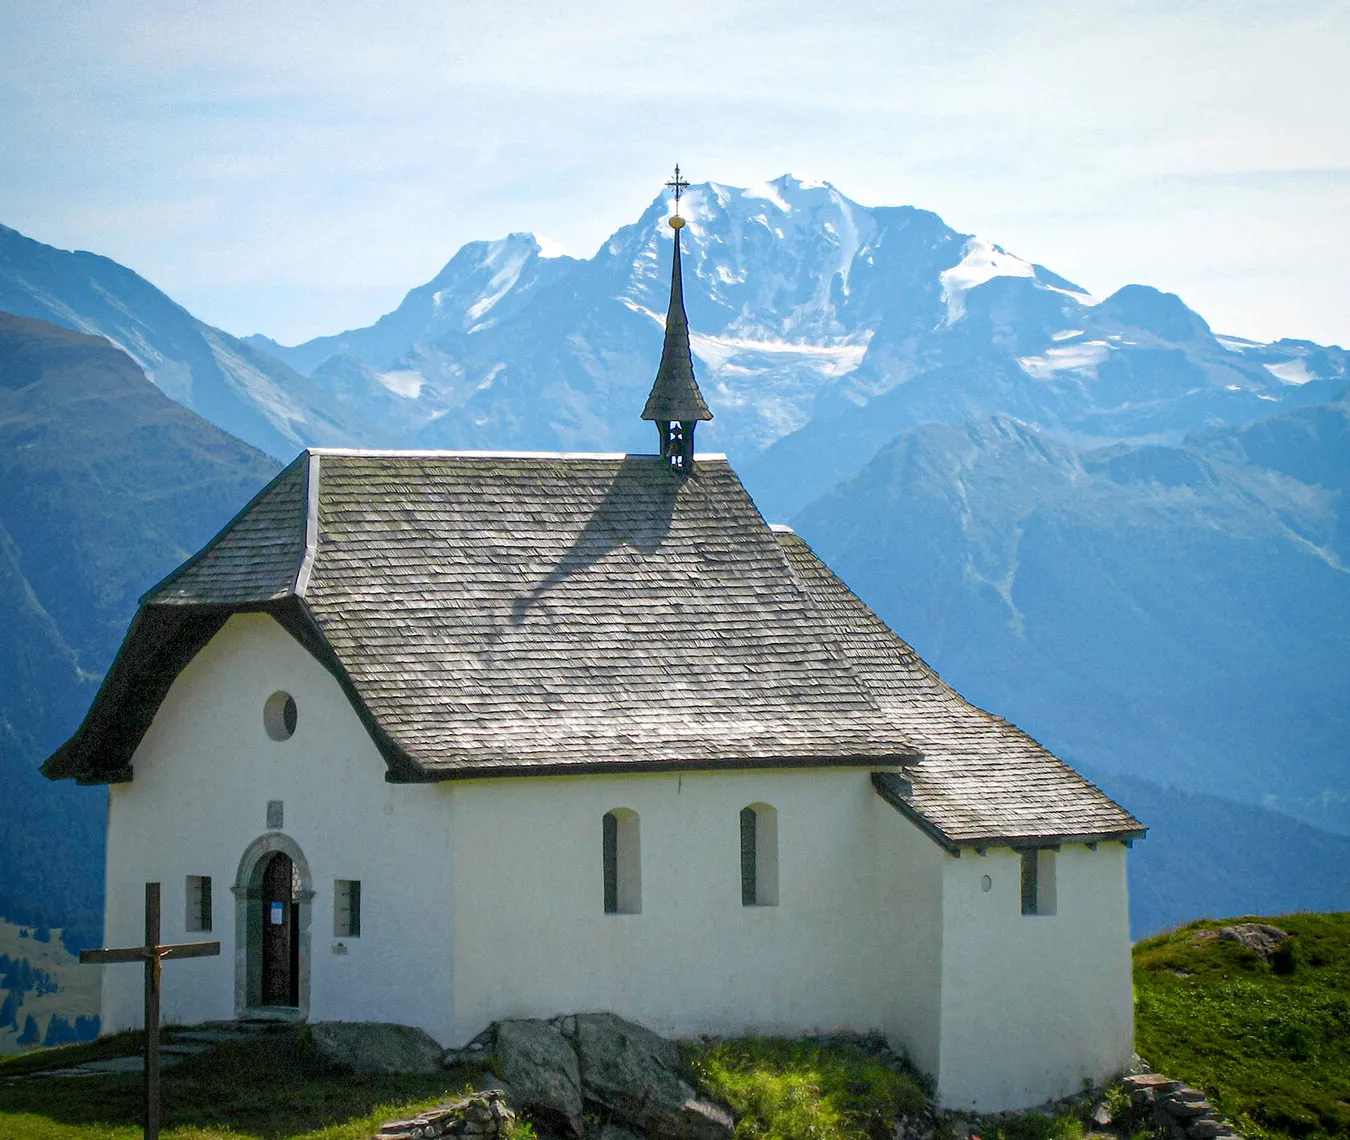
[1122,1073,1243,1140]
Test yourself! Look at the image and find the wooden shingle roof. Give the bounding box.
[44,447,1142,847]
[775,530,1144,848]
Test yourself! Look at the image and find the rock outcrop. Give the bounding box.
[311,1021,445,1074]
[495,1019,584,1137]
[444,1013,732,1139]
[1217,923,1290,961]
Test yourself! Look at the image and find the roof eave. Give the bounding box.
[43,595,433,787]
[871,772,1147,854]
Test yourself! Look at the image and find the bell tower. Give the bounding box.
[641,165,712,473]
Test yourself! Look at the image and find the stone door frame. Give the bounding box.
[231,832,314,1020]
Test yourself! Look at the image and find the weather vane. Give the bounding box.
[665,164,690,230]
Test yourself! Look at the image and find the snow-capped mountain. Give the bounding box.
[245,177,1348,515]
[9,178,1345,483]
[0,224,372,459]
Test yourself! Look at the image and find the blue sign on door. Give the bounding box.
[270,902,285,925]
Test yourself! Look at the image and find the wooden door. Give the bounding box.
[260,853,296,1005]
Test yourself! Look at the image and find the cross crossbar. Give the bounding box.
[79,882,220,1140]
[81,941,221,965]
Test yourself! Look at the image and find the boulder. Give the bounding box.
[310,1021,444,1074]
[572,1013,733,1139]
[495,1019,585,1137]
[1218,923,1290,961]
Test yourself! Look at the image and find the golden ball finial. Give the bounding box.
[669,215,685,230]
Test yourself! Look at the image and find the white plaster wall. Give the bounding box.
[936,844,1134,1110]
[101,613,456,1041]
[866,798,946,1082]
[444,768,942,1052]
[97,608,1132,1110]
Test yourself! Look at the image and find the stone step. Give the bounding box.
[79,1055,147,1073]
[168,1028,256,1045]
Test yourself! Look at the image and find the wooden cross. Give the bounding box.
[80,882,220,1140]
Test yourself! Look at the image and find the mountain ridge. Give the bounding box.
[0,224,372,460]
[0,312,280,946]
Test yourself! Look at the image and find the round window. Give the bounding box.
[980,874,993,893]
[264,691,298,741]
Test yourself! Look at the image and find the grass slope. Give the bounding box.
[692,1037,927,1140]
[1134,912,1350,1140]
[0,1028,504,1140]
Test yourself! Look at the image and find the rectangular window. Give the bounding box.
[186,875,212,932]
[1021,850,1057,916]
[335,879,361,937]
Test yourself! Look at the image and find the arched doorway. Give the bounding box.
[233,834,313,1018]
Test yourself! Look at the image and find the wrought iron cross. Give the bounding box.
[80,883,220,1140]
[665,164,690,216]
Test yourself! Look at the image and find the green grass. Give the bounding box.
[1133,912,1350,1140]
[0,1027,504,1140]
[6,916,1349,1140]
[689,1036,927,1140]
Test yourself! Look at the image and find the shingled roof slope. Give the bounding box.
[149,455,311,606]
[776,530,1144,847]
[298,452,912,773]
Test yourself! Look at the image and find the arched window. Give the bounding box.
[602,809,641,914]
[739,803,779,906]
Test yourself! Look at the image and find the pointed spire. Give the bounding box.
[643,165,712,472]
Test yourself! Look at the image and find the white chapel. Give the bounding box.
[45,179,1144,1112]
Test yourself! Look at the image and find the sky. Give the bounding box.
[2,0,1347,347]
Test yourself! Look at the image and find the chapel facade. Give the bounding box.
[45,178,1143,1111]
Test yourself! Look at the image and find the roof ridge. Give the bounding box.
[307,448,730,461]
[293,452,320,598]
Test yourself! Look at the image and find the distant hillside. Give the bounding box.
[1085,769,1350,938]
[0,312,279,946]
[793,404,1350,837]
